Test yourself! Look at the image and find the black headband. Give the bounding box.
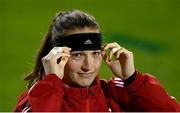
[52,33,102,51]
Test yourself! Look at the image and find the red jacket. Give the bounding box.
[14,71,180,112]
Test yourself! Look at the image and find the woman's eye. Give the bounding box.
[71,53,82,58]
[74,53,81,57]
[93,51,101,55]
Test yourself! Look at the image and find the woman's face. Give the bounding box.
[62,28,102,87]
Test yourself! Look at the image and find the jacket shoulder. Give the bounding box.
[13,90,29,111]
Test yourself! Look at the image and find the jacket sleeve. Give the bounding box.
[108,71,180,112]
[14,74,64,112]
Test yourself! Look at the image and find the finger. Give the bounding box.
[101,50,107,60]
[58,56,69,67]
[103,42,121,50]
[123,48,133,58]
[109,48,119,60]
[110,46,124,60]
[41,55,47,63]
[54,53,71,61]
[51,46,71,56]
[61,46,71,52]
[41,54,53,63]
[55,53,71,64]
[101,51,108,62]
[42,48,59,60]
[62,49,71,54]
[49,47,63,56]
[109,50,114,60]
[115,48,124,59]
[116,47,133,61]
[101,51,112,65]
[42,46,71,62]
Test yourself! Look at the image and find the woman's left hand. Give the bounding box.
[101,42,135,80]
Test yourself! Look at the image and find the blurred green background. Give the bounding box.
[0,0,180,111]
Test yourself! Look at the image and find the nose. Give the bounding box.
[81,55,93,72]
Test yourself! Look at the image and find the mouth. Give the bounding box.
[78,72,94,78]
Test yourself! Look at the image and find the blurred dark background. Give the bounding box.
[0,0,180,111]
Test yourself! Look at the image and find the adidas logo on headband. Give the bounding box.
[54,33,101,51]
[84,39,93,45]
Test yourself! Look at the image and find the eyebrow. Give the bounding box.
[70,50,101,54]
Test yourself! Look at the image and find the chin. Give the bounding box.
[78,79,94,87]
[79,82,92,87]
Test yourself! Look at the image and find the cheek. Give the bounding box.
[65,58,81,72]
[94,57,102,68]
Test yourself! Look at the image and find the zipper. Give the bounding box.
[85,88,90,112]
[86,97,90,112]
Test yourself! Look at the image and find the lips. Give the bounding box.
[78,72,94,78]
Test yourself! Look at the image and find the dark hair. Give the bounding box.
[24,9,100,89]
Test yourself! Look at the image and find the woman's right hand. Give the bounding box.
[41,47,71,79]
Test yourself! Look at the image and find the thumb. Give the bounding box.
[57,56,70,79]
[101,51,111,66]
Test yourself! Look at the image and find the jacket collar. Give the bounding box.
[63,76,101,98]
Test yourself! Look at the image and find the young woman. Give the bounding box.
[14,9,180,112]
